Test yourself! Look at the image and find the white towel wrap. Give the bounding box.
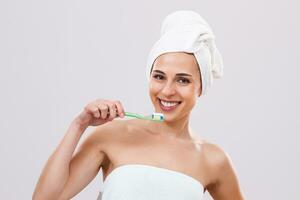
[146,10,224,95]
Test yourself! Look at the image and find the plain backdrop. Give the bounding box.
[0,0,299,199]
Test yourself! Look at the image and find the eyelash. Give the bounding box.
[152,74,191,84]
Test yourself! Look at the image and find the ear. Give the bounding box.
[198,91,201,97]
[196,65,202,97]
[198,84,202,97]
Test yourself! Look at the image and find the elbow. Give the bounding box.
[32,191,49,200]
[32,194,59,200]
[32,192,44,200]
[32,190,61,200]
[32,180,65,200]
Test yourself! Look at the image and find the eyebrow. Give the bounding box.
[152,70,192,77]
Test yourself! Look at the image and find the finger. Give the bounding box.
[108,103,117,120]
[98,103,109,119]
[89,105,101,118]
[114,100,125,117]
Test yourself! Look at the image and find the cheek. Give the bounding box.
[149,82,161,94]
[181,86,195,95]
[180,86,198,101]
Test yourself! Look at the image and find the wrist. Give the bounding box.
[71,118,89,132]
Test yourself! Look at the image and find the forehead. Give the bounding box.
[152,52,199,74]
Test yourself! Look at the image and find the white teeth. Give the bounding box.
[160,100,179,107]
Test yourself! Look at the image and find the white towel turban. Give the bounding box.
[146,10,224,96]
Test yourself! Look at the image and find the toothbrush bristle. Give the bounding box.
[152,112,164,121]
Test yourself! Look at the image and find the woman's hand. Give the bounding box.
[75,99,125,128]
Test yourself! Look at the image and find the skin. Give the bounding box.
[33,52,244,200]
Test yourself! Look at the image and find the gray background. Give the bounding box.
[0,0,299,199]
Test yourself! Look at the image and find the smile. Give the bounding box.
[158,98,182,112]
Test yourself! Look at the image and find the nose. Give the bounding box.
[161,81,176,96]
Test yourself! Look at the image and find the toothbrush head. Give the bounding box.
[151,112,164,121]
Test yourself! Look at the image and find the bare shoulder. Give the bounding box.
[190,137,231,181]
[199,141,232,173]
[199,141,244,199]
[80,119,128,150]
[190,133,226,159]
[202,140,233,178]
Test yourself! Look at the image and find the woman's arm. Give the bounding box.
[32,120,87,199]
[32,99,125,200]
[55,123,112,200]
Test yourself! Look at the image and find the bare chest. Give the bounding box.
[101,129,209,188]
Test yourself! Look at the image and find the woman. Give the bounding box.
[33,10,244,200]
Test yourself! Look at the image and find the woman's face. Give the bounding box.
[148,52,202,122]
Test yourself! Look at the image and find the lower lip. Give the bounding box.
[158,99,181,112]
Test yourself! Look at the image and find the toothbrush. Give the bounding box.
[124,112,164,121]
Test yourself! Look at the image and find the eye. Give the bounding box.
[153,74,164,80]
[178,78,190,84]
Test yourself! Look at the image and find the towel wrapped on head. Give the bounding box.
[146,10,224,96]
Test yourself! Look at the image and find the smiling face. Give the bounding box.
[148,52,202,122]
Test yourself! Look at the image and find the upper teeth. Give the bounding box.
[160,100,179,107]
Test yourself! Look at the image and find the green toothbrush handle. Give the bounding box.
[124,112,144,119]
